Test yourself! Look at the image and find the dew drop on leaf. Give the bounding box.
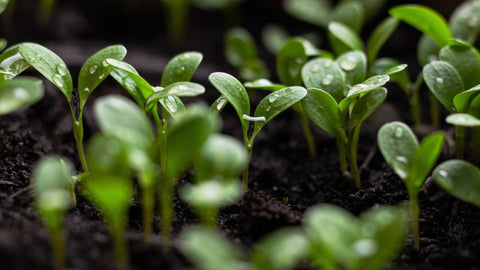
[352,239,378,258]
[394,127,403,138]
[52,74,64,88]
[435,77,443,83]
[165,96,177,113]
[216,97,226,111]
[268,93,280,103]
[56,63,68,76]
[89,65,98,74]
[322,74,333,85]
[438,170,448,177]
[395,156,407,164]
[340,57,357,71]
[266,106,271,112]
[311,64,320,72]
[84,87,90,93]
[323,60,333,67]
[98,73,106,80]
[13,87,28,99]
[102,60,109,67]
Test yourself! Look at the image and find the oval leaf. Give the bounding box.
[276,38,307,86]
[348,87,387,129]
[336,50,367,86]
[161,51,203,86]
[145,82,205,112]
[423,61,464,112]
[328,22,364,53]
[331,1,364,33]
[302,57,346,102]
[446,113,480,127]
[180,180,242,208]
[449,0,480,44]
[367,16,400,64]
[0,77,44,115]
[408,132,444,189]
[224,27,257,67]
[439,42,480,90]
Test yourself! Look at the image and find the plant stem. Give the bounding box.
[110,219,129,270]
[295,103,316,158]
[472,127,480,164]
[159,177,174,251]
[348,125,361,188]
[429,92,440,129]
[45,211,65,270]
[71,107,88,172]
[408,190,420,249]
[409,74,424,126]
[242,141,253,192]
[336,137,349,178]
[141,182,154,244]
[454,125,465,159]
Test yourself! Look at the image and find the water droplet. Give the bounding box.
[180,66,186,71]
[311,64,320,72]
[165,96,177,113]
[84,87,90,93]
[323,60,333,67]
[179,54,190,61]
[13,87,28,99]
[98,73,106,80]
[396,156,408,164]
[352,239,378,258]
[153,86,163,92]
[438,170,448,177]
[52,74,64,88]
[394,127,403,138]
[268,93,279,103]
[56,63,68,76]
[322,74,334,85]
[266,106,271,112]
[216,97,226,111]
[436,77,443,83]
[89,65,98,74]
[284,87,292,93]
[238,88,243,92]
[102,59,109,67]
[340,57,357,71]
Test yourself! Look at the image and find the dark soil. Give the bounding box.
[1,0,479,269]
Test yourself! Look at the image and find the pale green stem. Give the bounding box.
[472,127,480,164]
[109,218,129,270]
[455,125,465,159]
[409,74,424,126]
[44,211,65,270]
[336,137,349,178]
[295,103,316,158]
[348,125,361,188]
[408,188,420,250]
[198,206,219,228]
[242,141,253,192]
[71,107,89,173]
[159,177,174,251]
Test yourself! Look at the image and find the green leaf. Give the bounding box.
[239,58,269,82]
[261,24,290,55]
[180,179,242,208]
[161,51,203,86]
[301,88,347,142]
[0,77,44,115]
[328,22,364,55]
[408,132,444,189]
[195,134,248,182]
[93,95,154,151]
[244,79,285,91]
[367,17,400,64]
[0,45,30,83]
[86,134,131,177]
[209,72,250,136]
[331,1,364,33]
[251,228,309,270]
[377,121,419,180]
[454,84,480,113]
[449,0,480,44]
[417,35,441,67]
[180,226,244,270]
[166,105,219,179]
[433,160,480,208]
[18,42,73,101]
[252,86,307,139]
[439,42,480,89]
[106,59,155,106]
[145,82,205,113]
[370,58,410,91]
[159,95,186,118]
[339,75,390,113]
[283,0,330,27]
[78,45,127,110]
[359,0,387,22]
[276,38,307,86]
[33,156,75,211]
[336,50,367,86]
[224,27,257,67]
[348,87,387,129]
[446,113,480,127]
[423,61,464,113]
[389,5,451,47]
[302,58,345,102]
[0,0,9,14]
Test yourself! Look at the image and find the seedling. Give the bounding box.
[209,71,307,191]
[32,156,75,270]
[180,225,309,270]
[377,121,444,249]
[433,159,480,208]
[304,203,407,270]
[446,113,480,163]
[180,133,247,227]
[18,43,127,172]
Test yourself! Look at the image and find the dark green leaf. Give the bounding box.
[454,84,480,113]
[408,132,444,189]
[367,17,400,64]
[18,42,73,101]
[390,5,451,47]
[283,0,330,27]
[417,35,441,67]
[239,58,269,81]
[224,27,257,67]
[302,57,345,102]
[370,58,410,91]
[439,42,480,89]
[433,160,480,208]
[161,51,203,86]
[378,121,419,180]
[348,87,387,129]
[328,22,364,55]
[336,50,367,86]
[423,61,464,112]
[0,45,30,83]
[276,38,307,86]
[331,1,364,33]
[86,134,131,177]
[339,75,390,113]
[449,0,480,44]
[78,45,127,109]
[0,77,44,115]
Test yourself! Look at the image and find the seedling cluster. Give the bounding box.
[3,0,480,269]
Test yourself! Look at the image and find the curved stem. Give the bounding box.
[336,137,349,178]
[409,74,424,126]
[295,103,316,158]
[71,107,88,173]
[454,125,465,159]
[242,141,253,192]
[408,189,420,249]
[45,211,65,270]
[348,125,361,188]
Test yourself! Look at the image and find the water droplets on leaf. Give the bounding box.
[89,65,98,74]
[340,56,357,71]
[179,54,190,62]
[0,53,23,69]
[56,63,68,76]
[311,64,320,72]
[216,97,226,111]
[322,74,334,85]
[438,170,448,177]
[323,60,333,67]
[395,156,408,164]
[153,86,163,92]
[102,59,109,67]
[98,73,106,80]
[435,77,444,83]
[394,127,403,138]
[52,74,64,88]
[352,239,378,258]
[268,93,280,103]
[84,87,90,93]
[165,96,177,113]
[266,106,271,112]
[13,87,28,99]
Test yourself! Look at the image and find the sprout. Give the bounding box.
[18,43,127,172]
[304,204,407,270]
[378,121,444,249]
[32,156,75,270]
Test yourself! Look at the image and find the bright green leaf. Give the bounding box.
[408,132,444,189]
[328,22,364,54]
[302,57,345,102]
[276,38,307,86]
[367,17,400,64]
[161,51,203,86]
[336,50,367,86]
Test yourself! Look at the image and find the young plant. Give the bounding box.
[18,43,127,172]
[446,113,480,163]
[180,225,309,270]
[304,203,407,270]
[32,156,75,270]
[300,50,404,187]
[180,133,247,227]
[433,159,480,208]
[209,71,307,191]
[377,121,444,249]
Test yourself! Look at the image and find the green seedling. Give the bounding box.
[304,203,407,270]
[180,225,309,270]
[300,49,405,187]
[18,43,127,172]
[423,41,480,158]
[32,156,75,270]
[224,27,269,82]
[283,0,386,34]
[209,71,307,191]
[180,133,247,227]
[433,159,480,208]
[377,121,444,249]
[446,113,480,163]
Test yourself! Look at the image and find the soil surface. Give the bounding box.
[1,0,479,269]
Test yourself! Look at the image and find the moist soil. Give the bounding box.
[1,0,480,269]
